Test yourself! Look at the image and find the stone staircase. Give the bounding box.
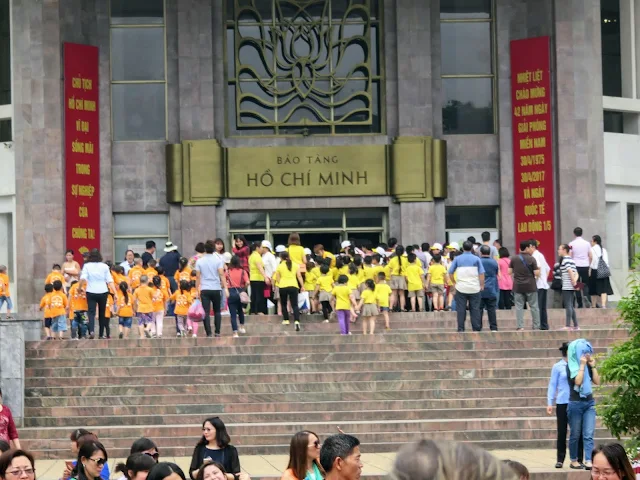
[20,309,625,463]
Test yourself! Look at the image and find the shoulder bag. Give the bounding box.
[596,248,611,279]
[228,270,250,304]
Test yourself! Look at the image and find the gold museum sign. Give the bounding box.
[165,137,447,205]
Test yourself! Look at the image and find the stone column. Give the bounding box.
[0,321,25,426]
[177,0,217,245]
[554,0,606,241]
[12,1,65,315]
[394,0,438,245]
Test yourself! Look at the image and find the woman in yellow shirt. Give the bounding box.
[357,279,379,335]
[249,243,269,315]
[287,233,307,273]
[275,253,305,331]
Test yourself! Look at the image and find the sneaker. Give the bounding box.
[215,334,221,338]
[177,332,182,337]
[324,319,329,323]
[295,322,300,332]
[119,333,124,339]
[560,326,571,331]
[192,334,197,338]
[239,327,246,334]
[89,333,95,339]
[573,326,581,331]
[233,332,239,338]
[282,320,290,325]
[144,330,151,339]
[71,337,79,341]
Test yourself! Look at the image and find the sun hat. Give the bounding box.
[261,240,273,251]
[163,241,178,252]
[341,240,351,249]
[275,245,286,253]
[431,243,443,251]
[222,252,232,264]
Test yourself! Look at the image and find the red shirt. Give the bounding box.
[232,246,250,272]
[0,405,18,442]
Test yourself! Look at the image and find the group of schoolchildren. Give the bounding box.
[37,258,200,340]
[272,238,461,335]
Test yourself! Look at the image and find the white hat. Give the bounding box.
[303,247,312,256]
[163,241,178,252]
[375,246,386,257]
[275,245,286,253]
[447,242,459,250]
[341,240,351,250]
[261,240,273,251]
[431,243,443,251]
[222,252,232,264]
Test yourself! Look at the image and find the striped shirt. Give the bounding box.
[559,256,577,290]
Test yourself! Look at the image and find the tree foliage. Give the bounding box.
[597,234,640,453]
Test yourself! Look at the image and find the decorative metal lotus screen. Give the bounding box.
[226,0,382,135]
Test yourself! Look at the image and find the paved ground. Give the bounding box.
[35,449,570,479]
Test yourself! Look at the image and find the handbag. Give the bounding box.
[596,252,611,279]
[228,270,251,304]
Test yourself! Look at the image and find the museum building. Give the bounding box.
[0,0,635,314]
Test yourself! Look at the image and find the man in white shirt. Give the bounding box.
[531,240,550,330]
[568,227,592,308]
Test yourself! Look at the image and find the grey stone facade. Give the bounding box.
[10,0,606,312]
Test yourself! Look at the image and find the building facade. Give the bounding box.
[0,0,624,315]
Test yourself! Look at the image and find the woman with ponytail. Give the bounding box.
[275,252,305,332]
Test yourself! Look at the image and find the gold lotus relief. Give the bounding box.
[233,0,375,128]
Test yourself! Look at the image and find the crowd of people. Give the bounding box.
[0,419,638,480]
[0,226,613,338]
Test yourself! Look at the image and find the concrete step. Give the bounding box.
[23,345,611,368]
[24,396,549,417]
[23,359,593,379]
[24,329,628,358]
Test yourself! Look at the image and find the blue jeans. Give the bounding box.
[0,295,13,311]
[568,399,596,462]
[228,289,245,332]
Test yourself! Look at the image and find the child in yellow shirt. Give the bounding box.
[171,280,193,337]
[133,275,155,338]
[357,279,379,335]
[46,265,67,294]
[0,265,13,320]
[116,281,134,339]
[40,284,54,339]
[49,280,69,339]
[331,275,357,335]
[426,254,449,311]
[150,275,169,338]
[303,261,319,314]
[68,280,89,339]
[375,272,392,330]
[314,264,334,322]
[405,253,426,312]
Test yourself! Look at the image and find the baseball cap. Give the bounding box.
[261,240,273,251]
[447,242,459,250]
[275,245,286,253]
[222,252,232,264]
[431,243,443,251]
[303,247,312,256]
[341,240,351,249]
[375,246,386,257]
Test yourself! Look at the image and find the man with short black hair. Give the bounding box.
[481,231,499,260]
[509,240,541,331]
[320,434,363,480]
[479,245,499,332]
[448,241,485,332]
[141,241,157,268]
[569,227,592,308]
[531,240,551,330]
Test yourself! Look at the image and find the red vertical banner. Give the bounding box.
[64,43,100,263]
[510,36,555,265]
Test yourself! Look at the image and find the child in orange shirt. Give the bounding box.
[149,275,169,338]
[174,257,192,284]
[0,265,13,320]
[128,258,144,290]
[144,259,158,282]
[40,284,54,340]
[133,275,155,338]
[111,265,128,289]
[68,280,89,339]
[103,292,114,339]
[45,265,67,294]
[116,281,134,339]
[49,280,69,339]
[171,280,193,337]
